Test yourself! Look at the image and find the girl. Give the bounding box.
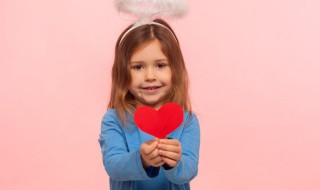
[98,19,200,190]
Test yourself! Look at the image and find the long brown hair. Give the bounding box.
[108,19,191,124]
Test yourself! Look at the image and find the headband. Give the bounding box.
[115,0,188,44]
[119,20,178,44]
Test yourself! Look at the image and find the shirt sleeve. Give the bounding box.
[162,113,201,184]
[98,110,158,181]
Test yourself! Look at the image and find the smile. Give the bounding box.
[141,86,162,90]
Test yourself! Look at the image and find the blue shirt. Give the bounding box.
[98,109,200,190]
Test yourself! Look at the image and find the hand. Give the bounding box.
[158,138,182,168]
[140,138,165,168]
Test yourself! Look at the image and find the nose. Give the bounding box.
[145,67,156,82]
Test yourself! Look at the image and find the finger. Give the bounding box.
[159,138,180,146]
[150,155,163,164]
[158,144,181,153]
[159,150,180,161]
[161,156,178,167]
[141,140,158,155]
[144,138,159,145]
[148,148,160,159]
[153,160,165,167]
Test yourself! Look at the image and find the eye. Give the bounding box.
[131,65,143,70]
[156,63,168,69]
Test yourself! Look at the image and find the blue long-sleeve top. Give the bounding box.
[98,109,200,190]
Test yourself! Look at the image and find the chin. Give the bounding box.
[142,99,160,107]
[144,101,159,106]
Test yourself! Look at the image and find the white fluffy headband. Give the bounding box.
[115,0,188,18]
[115,0,188,43]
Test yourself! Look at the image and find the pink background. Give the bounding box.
[1,0,320,189]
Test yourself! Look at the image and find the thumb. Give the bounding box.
[144,139,158,155]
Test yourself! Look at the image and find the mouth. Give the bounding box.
[140,86,162,90]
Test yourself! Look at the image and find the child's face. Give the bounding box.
[129,39,172,110]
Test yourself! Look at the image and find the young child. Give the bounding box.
[98,18,200,190]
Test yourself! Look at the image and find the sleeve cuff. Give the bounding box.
[145,166,160,178]
[135,149,160,179]
[162,158,181,177]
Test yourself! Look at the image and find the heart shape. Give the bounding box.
[134,103,183,138]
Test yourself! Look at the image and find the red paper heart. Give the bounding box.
[134,103,184,138]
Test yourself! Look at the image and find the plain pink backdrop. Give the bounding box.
[1,0,320,189]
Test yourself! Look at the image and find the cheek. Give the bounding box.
[167,70,172,84]
[166,75,172,84]
[129,72,141,86]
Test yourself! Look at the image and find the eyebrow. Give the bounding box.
[130,59,168,64]
[155,59,168,62]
